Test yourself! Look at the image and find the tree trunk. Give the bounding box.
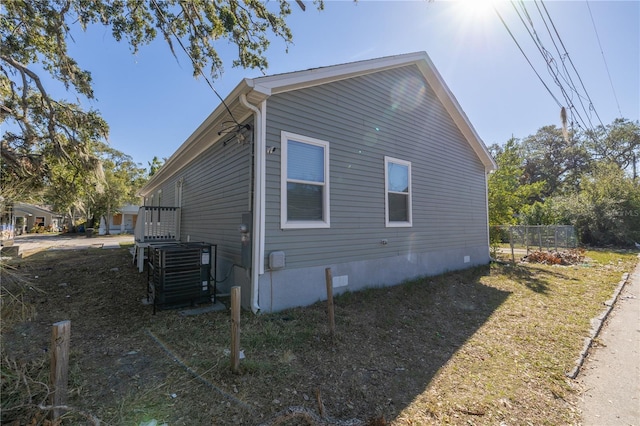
[105,204,111,235]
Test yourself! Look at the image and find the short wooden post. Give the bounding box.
[230,286,241,373]
[325,268,335,336]
[49,320,71,420]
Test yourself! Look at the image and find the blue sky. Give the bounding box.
[58,0,639,168]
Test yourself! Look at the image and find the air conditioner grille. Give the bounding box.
[147,242,216,313]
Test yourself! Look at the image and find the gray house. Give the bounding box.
[136,52,497,313]
[14,203,64,234]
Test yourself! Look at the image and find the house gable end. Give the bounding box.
[263,64,489,264]
[140,51,495,199]
[248,52,495,171]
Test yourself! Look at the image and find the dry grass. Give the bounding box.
[1,247,637,425]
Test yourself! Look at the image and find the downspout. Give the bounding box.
[485,169,492,260]
[239,94,266,314]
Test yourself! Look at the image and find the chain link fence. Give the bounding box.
[492,225,578,255]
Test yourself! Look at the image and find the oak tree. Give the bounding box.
[1,0,319,200]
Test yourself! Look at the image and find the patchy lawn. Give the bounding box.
[1,247,636,425]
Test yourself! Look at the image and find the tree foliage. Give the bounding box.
[43,149,98,226]
[147,156,164,177]
[489,119,640,247]
[487,138,544,226]
[1,0,320,200]
[43,143,146,230]
[554,162,640,246]
[584,118,640,178]
[521,125,590,197]
[89,145,146,233]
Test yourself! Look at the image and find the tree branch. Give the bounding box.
[1,55,58,144]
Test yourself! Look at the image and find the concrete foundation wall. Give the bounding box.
[257,245,490,313]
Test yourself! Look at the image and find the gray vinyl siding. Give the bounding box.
[152,130,252,266]
[263,65,488,270]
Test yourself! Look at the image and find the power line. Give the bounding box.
[538,0,606,128]
[502,1,592,133]
[493,4,563,109]
[496,0,607,135]
[512,0,592,132]
[585,0,623,118]
[149,0,242,129]
[520,0,596,132]
[530,1,580,100]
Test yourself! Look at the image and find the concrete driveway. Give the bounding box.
[4,233,134,256]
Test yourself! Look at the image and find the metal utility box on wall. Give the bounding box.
[269,251,285,269]
[239,212,252,269]
[147,242,217,313]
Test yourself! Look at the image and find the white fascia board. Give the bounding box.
[244,79,272,97]
[251,52,430,95]
[249,51,496,172]
[138,80,255,197]
[138,51,496,198]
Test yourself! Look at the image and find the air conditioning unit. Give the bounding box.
[147,242,216,313]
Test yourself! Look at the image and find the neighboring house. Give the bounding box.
[99,204,139,235]
[14,203,64,233]
[1,203,15,242]
[136,52,497,313]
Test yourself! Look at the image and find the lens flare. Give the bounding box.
[389,76,427,113]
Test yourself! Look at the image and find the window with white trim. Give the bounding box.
[385,156,412,227]
[281,132,330,229]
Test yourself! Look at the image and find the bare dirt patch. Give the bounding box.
[1,247,637,425]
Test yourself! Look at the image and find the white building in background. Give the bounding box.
[99,204,139,235]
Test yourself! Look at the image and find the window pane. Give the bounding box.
[388,162,408,192]
[288,141,324,183]
[287,183,323,220]
[388,193,408,222]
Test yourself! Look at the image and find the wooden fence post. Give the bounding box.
[538,226,543,251]
[325,268,335,336]
[230,286,241,373]
[508,226,515,263]
[49,320,71,420]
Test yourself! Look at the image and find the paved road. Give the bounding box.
[578,255,640,426]
[4,233,134,256]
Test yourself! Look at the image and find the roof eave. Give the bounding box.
[139,51,497,197]
[14,202,64,217]
[138,79,262,197]
[414,57,497,172]
[252,51,496,171]
[253,52,430,95]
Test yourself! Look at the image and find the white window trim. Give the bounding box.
[280,131,330,229]
[384,156,413,227]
